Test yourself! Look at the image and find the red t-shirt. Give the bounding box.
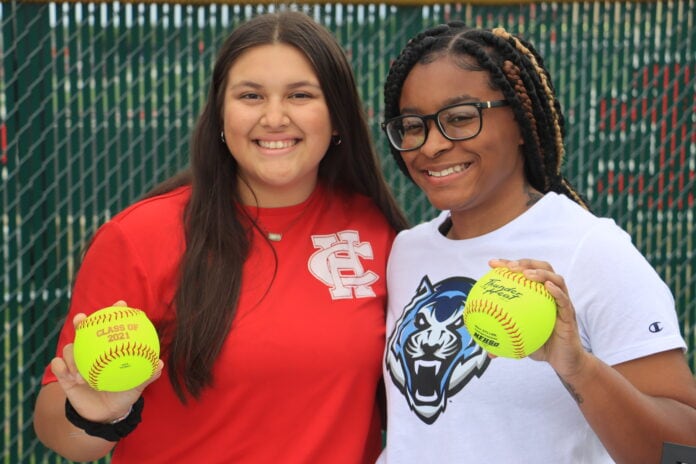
[43,184,395,463]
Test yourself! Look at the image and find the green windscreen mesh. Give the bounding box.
[1,2,693,462]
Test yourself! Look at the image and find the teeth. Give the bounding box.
[427,163,470,177]
[415,391,439,402]
[415,359,441,375]
[258,140,296,149]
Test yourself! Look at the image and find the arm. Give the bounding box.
[563,349,696,463]
[33,310,163,461]
[34,382,118,461]
[493,258,696,464]
[34,215,168,459]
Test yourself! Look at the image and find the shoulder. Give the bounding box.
[91,186,190,253]
[527,193,627,243]
[393,211,447,244]
[324,188,392,226]
[110,186,190,230]
[534,193,600,226]
[319,189,397,250]
[387,212,447,269]
[518,194,648,274]
[329,188,381,212]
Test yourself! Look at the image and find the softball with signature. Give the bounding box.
[463,267,557,358]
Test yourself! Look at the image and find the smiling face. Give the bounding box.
[222,43,334,207]
[399,56,532,238]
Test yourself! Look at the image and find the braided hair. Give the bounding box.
[383,22,588,208]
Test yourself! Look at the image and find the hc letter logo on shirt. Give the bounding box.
[309,230,377,299]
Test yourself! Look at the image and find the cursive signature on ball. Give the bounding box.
[481,278,523,300]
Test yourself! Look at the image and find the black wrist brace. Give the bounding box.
[65,396,144,442]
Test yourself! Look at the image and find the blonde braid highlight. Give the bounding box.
[501,59,548,189]
[492,27,565,173]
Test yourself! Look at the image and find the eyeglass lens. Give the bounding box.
[387,104,481,151]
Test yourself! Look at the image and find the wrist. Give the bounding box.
[108,406,134,424]
[557,350,597,384]
[65,397,144,442]
[555,352,599,405]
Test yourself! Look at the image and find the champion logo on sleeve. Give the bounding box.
[648,322,664,333]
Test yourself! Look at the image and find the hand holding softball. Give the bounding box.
[50,301,163,424]
[488,259,589,376]
[464,264,556,358]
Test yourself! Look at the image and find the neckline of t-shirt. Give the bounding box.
[432,192,555,243]
[243,184,325,219]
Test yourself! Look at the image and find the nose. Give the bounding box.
[419,120,452,159]
[420,341,440,356]
[260,99,290,128]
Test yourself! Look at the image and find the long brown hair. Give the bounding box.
[148,11,407,401]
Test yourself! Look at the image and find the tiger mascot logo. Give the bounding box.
[386,276,489,424]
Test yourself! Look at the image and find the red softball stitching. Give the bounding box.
[465,299,525,356]
[495,268,555,302]
[77,308,143,330]
[87,341,159,389]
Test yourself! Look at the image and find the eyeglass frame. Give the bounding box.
[381,100,510,152]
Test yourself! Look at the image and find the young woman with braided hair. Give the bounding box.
[379,22,696,463]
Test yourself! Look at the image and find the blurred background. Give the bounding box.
[1,1,694,462]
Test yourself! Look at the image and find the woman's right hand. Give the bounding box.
[50,304,164,424]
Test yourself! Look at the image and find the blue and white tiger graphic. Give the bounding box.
[386,275,489,424]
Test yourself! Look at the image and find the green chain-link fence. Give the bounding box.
[1,1,694,462]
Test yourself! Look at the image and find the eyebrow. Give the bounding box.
[400,94,481,114]
[229,80,322,90]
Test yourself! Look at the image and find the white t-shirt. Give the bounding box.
[379,193,686,464]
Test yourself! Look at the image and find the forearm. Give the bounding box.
[34,384,116,461]
[560,354,696,464]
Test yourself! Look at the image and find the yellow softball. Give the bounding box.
[463,267,557,358]
[73,306,160,392]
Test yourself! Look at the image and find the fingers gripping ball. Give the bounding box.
[463,268,557,358]
[73,306,160,392]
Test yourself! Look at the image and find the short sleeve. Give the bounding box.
[568,220,685,366]
[41,220,155,384]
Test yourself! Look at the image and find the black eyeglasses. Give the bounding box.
[381,100,509,152]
